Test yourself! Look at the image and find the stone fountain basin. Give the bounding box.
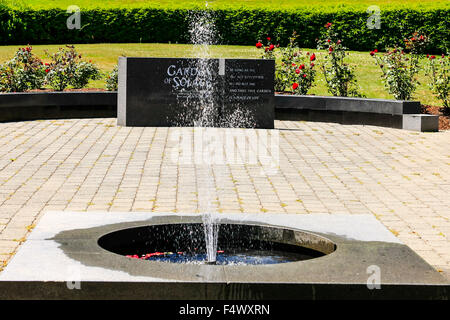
[0,212,448,299]
[97,222,336,265]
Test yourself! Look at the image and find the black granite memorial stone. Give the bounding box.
[117,57,274,129]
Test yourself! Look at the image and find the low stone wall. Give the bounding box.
[274,94,439,132]
[0,91,439,132]
[275,95,422,114]
[0,92,116,122]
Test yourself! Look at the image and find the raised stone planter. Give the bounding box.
[0,91,116,122]
[0,91,441,132]
[275,94,439,132]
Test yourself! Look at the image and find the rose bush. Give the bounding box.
[257,36,277,60]
[44,45,78,91]
[45,45,101,91]
[370,33,426,101]
[317,23,363,97]
[278,32,317,94]
[425,53,449,113]
[292,52,317,95]
[71,61,102,89]
[257,32,317,94]
[105,65,118,91]
[0,46,46,92]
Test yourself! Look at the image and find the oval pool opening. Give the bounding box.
[98,223,336,265]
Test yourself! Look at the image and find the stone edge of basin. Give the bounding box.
[0,212,448,300]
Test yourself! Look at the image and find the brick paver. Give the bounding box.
[0,118,449,280]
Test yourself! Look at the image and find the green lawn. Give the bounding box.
[1,0,448,10]
[0,43,441,106]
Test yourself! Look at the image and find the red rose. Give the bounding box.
[327,39,331,43]
[299,64,305,70]
[295,68,300,74]
[267,37,271,41]
[292,63,296,67]
[329,47,334,53]
[374,49,378,53]
[427,54,430,58]
[256,42,263,48]
[45,69,50,73]
[310,62,315,67]
[430,55,436,59]
[303,74,307,78]
[325,22,332,29]
[292,83,299,90]
[310,53,316,61]
[370,51,375,56]
[269,44,275,51]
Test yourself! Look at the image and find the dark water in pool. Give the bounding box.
[127,250,312,265]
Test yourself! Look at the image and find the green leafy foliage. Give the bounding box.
[0,7,448,53]
[0,0,448,11]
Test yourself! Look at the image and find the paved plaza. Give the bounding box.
[0,118,449,280]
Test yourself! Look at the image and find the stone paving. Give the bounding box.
[0,118,449,281]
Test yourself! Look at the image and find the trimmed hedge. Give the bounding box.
[0,8,448,53]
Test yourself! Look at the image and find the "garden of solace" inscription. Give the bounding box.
[117,57,275,128]
[164,64,214,91]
